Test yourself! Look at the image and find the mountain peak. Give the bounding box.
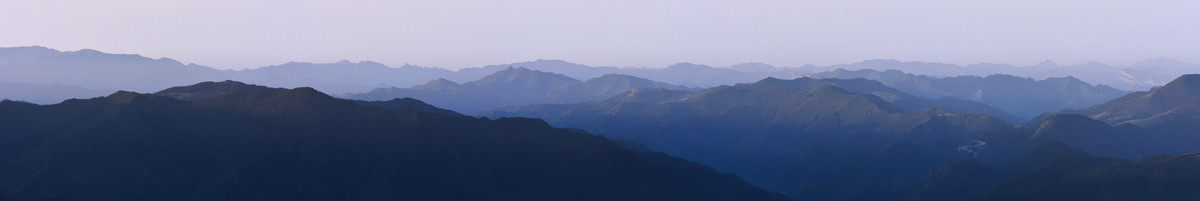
[426,78,459,85]
[1036,59,1059,66]
[666,62,713,70]
[531,59,571,64]
[411,78,460,90]
[1164,74,1200,87]
[1147,74,1200,102]
[469,66,581,87]
[72,49,104,55]
[584,74,688,90]
[0,46,58,53]
[107,90,141,100]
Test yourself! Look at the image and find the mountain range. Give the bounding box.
[487,74,1200,200]
[0,82,788,201]
[1064,74,1200,126]
[2,75,1198,200]
[808,59,1198,91]
[345,67,694,115]
[3,46,1194,105]
[809,68,1129,119]
[487,76,1018,199]
[5,46,1200,200]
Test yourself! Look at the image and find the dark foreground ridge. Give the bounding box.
[0,83,789,201]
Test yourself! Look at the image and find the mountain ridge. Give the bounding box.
[345,67,693,114]
[0,83,790,201]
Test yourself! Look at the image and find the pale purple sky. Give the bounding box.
[1,0,1197,70]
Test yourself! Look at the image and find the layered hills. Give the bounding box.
[3,46,1191,104]
[345,67,694,114]
[489,74,1200,200]
[488,77,1020,199]
[4,46,1200,201]
[810,68,1128,119]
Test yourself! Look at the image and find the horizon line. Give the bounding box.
[3,45,1191,71]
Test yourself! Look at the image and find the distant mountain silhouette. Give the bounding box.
[488,77,1018,199]
[4,46,1192,104]
[346,67,694,115]
[452,59,625,83]
[0,84,788,201]
[0,46,60,65]
[0,46,228,92]
[0,82,113,104]
[810,68,1128,119]
[236,60,455,94]
[457,60,787,88]
[626,63,772,87]
[813,59,1199,91]
[728,62,781,72]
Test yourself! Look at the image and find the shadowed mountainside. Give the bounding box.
[488,77,1020,199]
[488,75,1200,200]
[1064,74,1200,126]
[0,85,789,201]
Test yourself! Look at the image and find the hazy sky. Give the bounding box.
[1,0,1197,70]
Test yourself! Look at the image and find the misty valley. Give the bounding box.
[1,47,1199,201]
